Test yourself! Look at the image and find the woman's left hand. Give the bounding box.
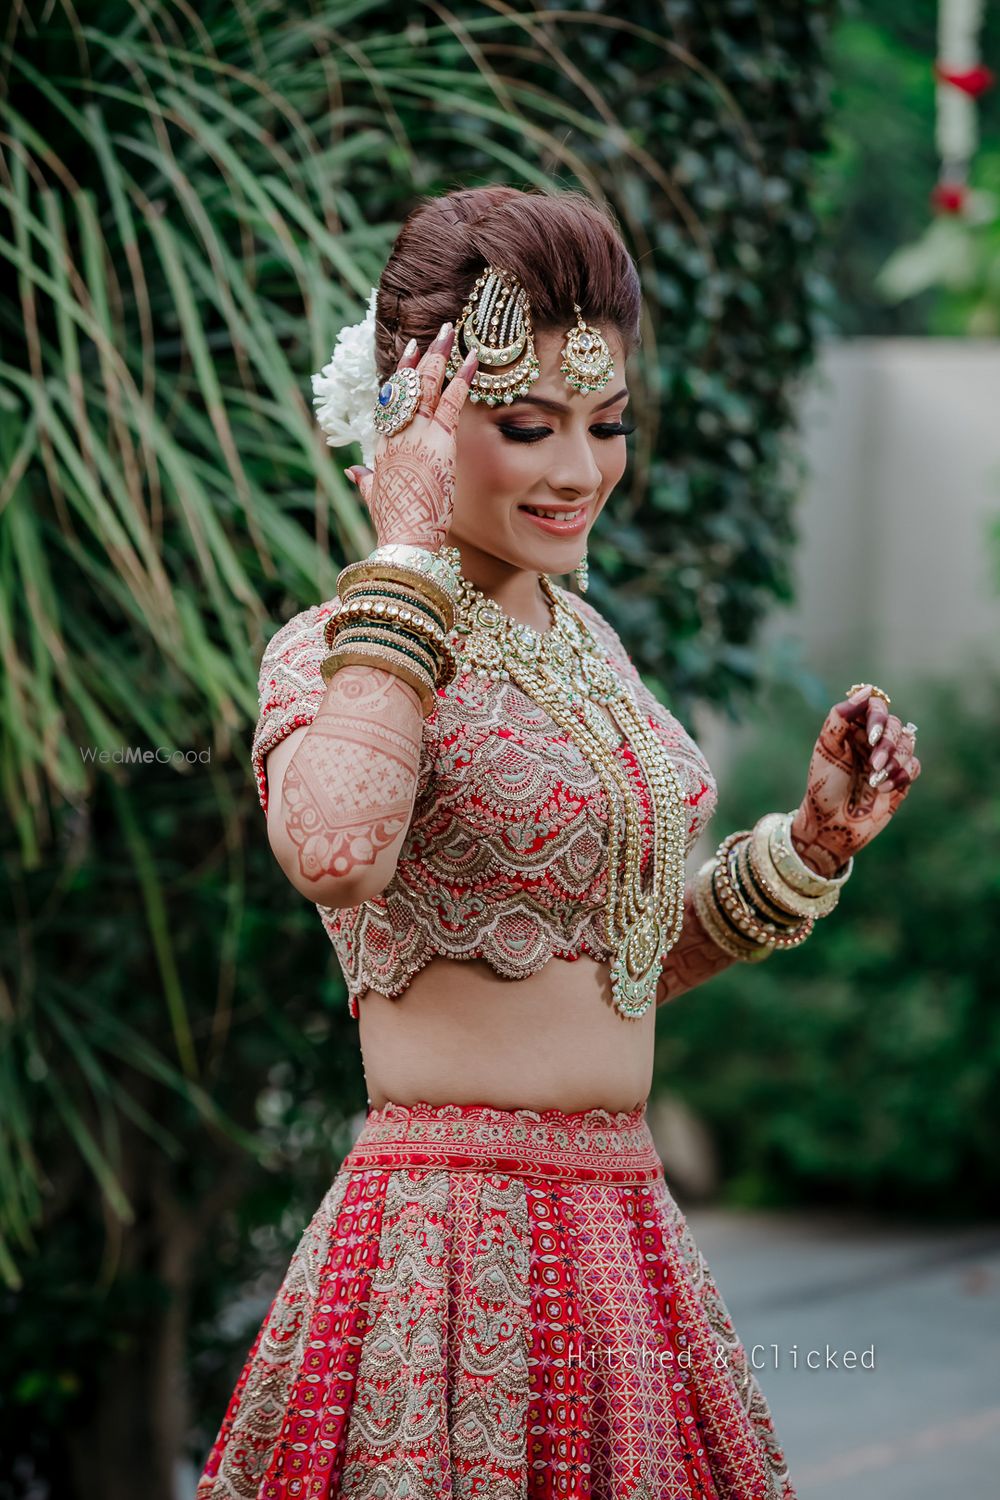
[789,684,922,878]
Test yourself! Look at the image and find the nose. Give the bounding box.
[546,429,604,499]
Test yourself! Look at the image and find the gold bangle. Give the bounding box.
[713,834,814,951]
[327,594,450,654]
[693,859,769,961]
[361,543,461,603]
[332,621,443,683]
[734,837,804,929]
[326,605,459,690]
[321,643,439,716]
[750,815,841,920]
[768,810,853,897]
[337,559,457,627]
[333,580,449,638]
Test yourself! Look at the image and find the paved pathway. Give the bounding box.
[685,1205,1000,1498]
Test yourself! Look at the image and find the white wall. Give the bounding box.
[687,338,1000,851]
[768,337,1000,680]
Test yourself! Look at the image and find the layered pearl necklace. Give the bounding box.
[439,545,688,1019]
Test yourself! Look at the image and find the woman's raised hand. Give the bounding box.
[789,684,922,877]
[345,321,477,550]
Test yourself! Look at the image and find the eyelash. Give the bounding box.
[497,421,637,444]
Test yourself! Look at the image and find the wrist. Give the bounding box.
[375,533,447,553]
[789,810,843,879]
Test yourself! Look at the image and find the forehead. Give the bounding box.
[517,325,627,405]
[532,324,625,362]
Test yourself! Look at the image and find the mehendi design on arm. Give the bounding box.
[280,665,423,885]
[655,883,735,1007]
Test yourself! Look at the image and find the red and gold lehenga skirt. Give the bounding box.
[195,1099,796,1499]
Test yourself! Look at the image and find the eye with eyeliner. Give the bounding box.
[497,420,637,443]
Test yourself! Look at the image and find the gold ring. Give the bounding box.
[848,682,891,707]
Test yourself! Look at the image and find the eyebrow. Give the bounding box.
[498,386,629,416]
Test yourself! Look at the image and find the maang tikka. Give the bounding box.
[444,265,541,405]
[445,267,615,406]
[560,302,614,395]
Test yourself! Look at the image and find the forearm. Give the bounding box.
[271,662,424,904]
[655,880,736,1008]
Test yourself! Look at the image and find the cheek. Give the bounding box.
[454,421,542,499]
[603,446,627,489]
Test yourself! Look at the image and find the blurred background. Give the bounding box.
[0,2,997,1496]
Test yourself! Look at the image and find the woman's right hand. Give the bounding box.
[345,321,478,551]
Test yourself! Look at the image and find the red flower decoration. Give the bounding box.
[934,62,996,98]
[931,180,969,214]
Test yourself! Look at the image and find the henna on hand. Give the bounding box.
[370,439,456,550]
[351,321,477,550]
[791,685,921,872]
[280,666,422,886]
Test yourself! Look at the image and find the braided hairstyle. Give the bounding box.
[374,185,641,384]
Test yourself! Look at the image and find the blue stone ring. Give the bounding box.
[371,366,421,438]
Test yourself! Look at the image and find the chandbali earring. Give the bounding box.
[574,550,589,593]
[445,265,541,405]
[560,303,614,394]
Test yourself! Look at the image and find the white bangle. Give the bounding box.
[770,810,853,896]
[363,543,461,602]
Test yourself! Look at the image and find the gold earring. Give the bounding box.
[574,549,589,593]
[560,303,614,394]
[445,265,541,406]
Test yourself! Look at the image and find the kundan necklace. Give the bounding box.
[439,545,688,1019]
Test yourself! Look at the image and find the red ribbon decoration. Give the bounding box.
[930,180,969,214]
[934,62,996,98]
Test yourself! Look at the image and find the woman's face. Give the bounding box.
[447,326,631,576]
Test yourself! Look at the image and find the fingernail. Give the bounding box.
[869,768,888,788]
[437,320,454,342]
[868,724,883,746]
[402,337,417,358]
[344,466,358,484]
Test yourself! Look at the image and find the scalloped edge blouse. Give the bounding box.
[251,584,718,1018]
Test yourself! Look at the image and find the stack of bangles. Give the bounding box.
[320,543,462,716]
[692,812,854,963]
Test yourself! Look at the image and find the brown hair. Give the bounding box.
[374,185,641,383]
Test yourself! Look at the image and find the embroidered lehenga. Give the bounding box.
[195,586,797,1500]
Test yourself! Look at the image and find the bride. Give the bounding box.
[197,183,920,1500]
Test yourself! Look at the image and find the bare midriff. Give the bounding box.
[356,953,656,1114]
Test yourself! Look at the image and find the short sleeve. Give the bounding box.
[250,599,337,817]
[561,588,718,855]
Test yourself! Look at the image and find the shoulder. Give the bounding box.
[257,595,339,683]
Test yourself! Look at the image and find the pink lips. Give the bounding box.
[518,505,589,536]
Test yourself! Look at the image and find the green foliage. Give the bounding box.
[0,1,837,871]
[655,675,1000,1217]
[0,0,837,1271]
[815,0,1000,334]
[0,761,363,1489]
[878,151,1000,334]
[0,1,838,1490]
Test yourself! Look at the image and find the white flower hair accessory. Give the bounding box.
[311,286,381,470]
